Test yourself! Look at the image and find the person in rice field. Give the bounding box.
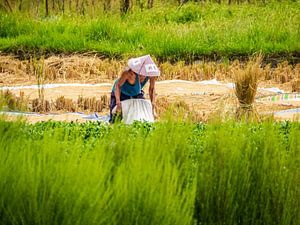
[109,67,156,123]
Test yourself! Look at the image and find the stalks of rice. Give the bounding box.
[31,99,51,112]
[234,55,263,121]
[1,90,29,111]
[55,96,77,112]
[1,55,299,85]
[291,79,300,92]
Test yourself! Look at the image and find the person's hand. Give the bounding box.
[116,102,122,113]
[152,104,157,119]
[153,109,157,119]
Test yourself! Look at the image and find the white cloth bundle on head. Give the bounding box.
[128,55,160,77]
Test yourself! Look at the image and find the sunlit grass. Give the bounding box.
[0,118,299,224]
[0,2,299,61]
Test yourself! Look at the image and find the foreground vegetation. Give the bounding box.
[0,118,299,225]
[0,2,299,61]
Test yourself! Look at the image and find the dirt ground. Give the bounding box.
[1,55,299,123]
[1,80,299,123]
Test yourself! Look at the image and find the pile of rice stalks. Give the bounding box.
[234,55,263,121]
[0,90,29,111]
[1,54,300,87]
[292,79,300,92]
[44,55,123,81]
[0,90,109,113]
[33,95,110,113]
[291,68,300,92]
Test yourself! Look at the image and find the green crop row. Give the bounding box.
[0,2,299,61]
[0,118,299,225]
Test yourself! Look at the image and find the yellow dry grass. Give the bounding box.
[1,89,110,113]
[1,54,299,89]
[233,55,263,120]
[1,90,29,111]
[291,79,300,92]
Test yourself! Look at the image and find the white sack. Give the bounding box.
[113,99,154,124]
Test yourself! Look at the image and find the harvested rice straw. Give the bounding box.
[234,55,263,121]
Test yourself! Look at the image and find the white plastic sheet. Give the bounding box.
[274,108,300,115]
[0,111,110,123]
[258,87,284,94]
[198,79,222,85]
[0,83,112,90]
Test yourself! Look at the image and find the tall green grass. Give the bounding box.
[0,2,299,61]
[0,119,299,225]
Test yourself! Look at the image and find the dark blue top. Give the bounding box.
[112,73,149,97]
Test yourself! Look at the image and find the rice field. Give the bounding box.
[0,118,299,225]
[1,1,300,224]
[0,2,299,61]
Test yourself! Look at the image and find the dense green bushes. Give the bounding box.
[0,119,299,225]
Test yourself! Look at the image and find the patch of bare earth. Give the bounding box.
[1,54,299,122]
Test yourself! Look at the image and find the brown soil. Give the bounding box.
[3,80,299,123]
[1,55,299,123]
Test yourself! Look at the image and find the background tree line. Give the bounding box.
[0,0,292,16]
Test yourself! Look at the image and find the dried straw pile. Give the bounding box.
[0,90,29,111]
[1,55,300,86]
[292,79,300,92]
[234,56,263,120]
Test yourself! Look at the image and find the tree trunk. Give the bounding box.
[81,1,85,15]
[19,0,23,11]
[57,0,61,11]
[91,0,95,16]
[52,0,55,10]
[45,0,49,16]
[62,0,65,13]
[36,0,41,17]
[69,0,72,12]
[4,0,12,12]
[76,0,79,14]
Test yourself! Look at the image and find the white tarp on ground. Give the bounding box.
[0,111,110,123]
[1,99,155,124]
[0,83,112,90]
[0,80,286,95]
[198,79,222,85]
[257,93,300,103]
[274,108,300,115]
[259,87,284,94]
[116,99,154,124]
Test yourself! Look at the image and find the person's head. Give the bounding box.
[123,67,136,78]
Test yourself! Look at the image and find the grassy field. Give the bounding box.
[0,2,299,61]
[1,2,300,224]
[0,118,299,225]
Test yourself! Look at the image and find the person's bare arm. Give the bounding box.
[115,71,129,112]
[149,77,156,114]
